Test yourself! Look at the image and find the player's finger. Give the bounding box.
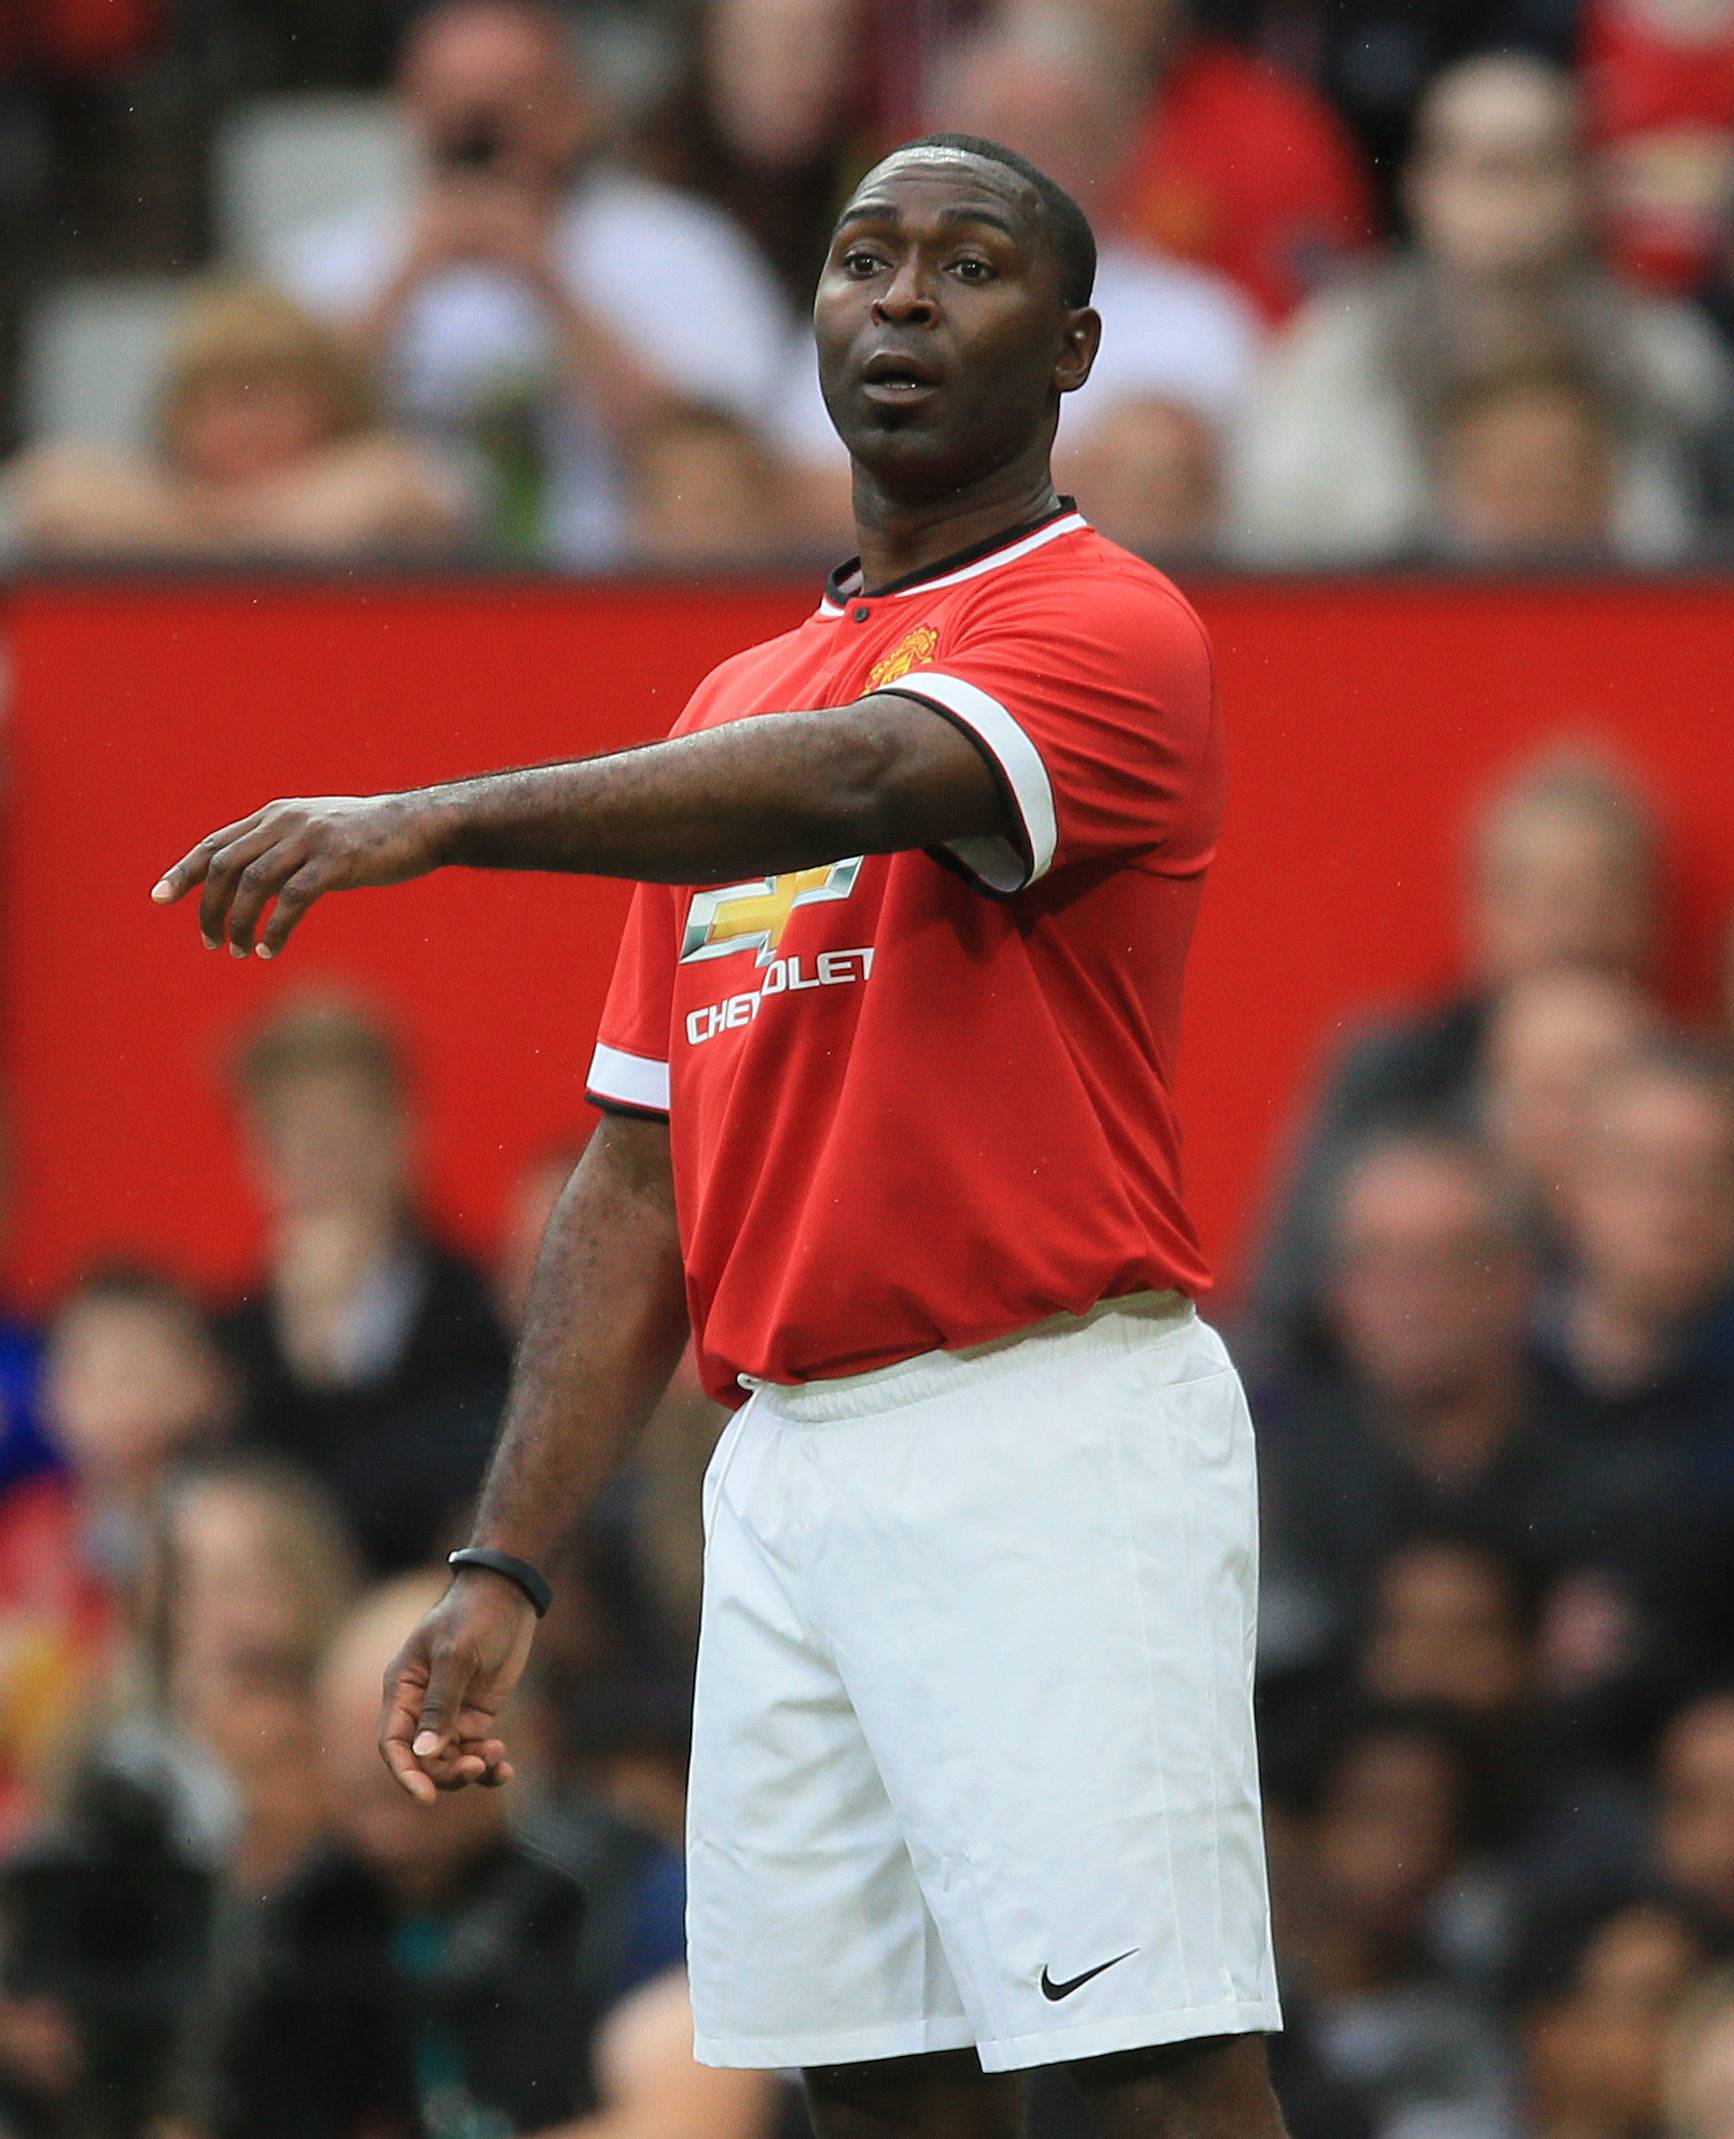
[196,827,283,952]
[151,811,265,908]
[409,1641,474,1767]
[255,862,329,961]
[380,1678,438,1804]
[225,844,309,959]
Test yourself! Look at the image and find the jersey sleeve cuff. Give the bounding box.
[879,674,1058,893]
[587,1041,671,1118]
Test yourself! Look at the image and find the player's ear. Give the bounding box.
[1055,306,1101,396]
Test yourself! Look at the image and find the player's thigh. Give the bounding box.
[811,1317,1277,2069]
[802,2050,1022,2139]
[1067,2032,1288,2139]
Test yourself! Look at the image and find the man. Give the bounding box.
[1247,744,1664,1347]
[772,8,1262,551]
[275,0,790,561]
[208,1573,771,2138]
[1231,53,1731,565]
[155,135,1286,2138]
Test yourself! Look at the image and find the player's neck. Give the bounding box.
[849,460,1062,598]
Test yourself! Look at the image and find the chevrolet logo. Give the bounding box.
[681,858,864,966]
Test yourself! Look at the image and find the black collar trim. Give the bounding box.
[823,496,1081,609]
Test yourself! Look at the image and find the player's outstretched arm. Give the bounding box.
[380,1109,688,1802]
[151,690,1004,958]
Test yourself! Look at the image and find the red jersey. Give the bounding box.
[1116,39,1376,325]
[587,505,1223,1406]
[1582,0,1734,293]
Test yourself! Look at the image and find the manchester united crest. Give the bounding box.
[867,624,940,689]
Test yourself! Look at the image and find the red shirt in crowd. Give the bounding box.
[1581,0,1734,294]
[587,505,1223,1405]
[1116,37,1377,324]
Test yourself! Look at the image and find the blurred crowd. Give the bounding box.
[3,739,1734,2139]
[3,0,1734,568]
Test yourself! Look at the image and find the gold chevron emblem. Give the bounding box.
[681,858,864,966]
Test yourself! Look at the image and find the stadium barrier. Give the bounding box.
[5,570,1731,1306]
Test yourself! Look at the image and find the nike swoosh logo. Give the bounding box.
[1039,1949,1138,2002]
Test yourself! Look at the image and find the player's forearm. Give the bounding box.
[466,1112,688,1572]
[425,698,995,884]
[153,691,1001,959]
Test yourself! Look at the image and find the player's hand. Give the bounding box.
[151,790,446,959]
[379,1571,538,1802]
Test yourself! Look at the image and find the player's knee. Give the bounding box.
[1066,2031,1287,2136]
[802,2050,1017,2138]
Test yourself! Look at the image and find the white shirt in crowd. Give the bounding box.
[276,167,794,564]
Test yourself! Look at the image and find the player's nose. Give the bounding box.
[871,257,938,327]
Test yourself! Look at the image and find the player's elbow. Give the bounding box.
[825,701,990,855]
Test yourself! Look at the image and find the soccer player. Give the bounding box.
[154,135,1287,2139]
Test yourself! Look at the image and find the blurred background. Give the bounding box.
[3,1,1734,2135]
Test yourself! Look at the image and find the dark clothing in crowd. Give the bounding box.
[1530,1300,1734,1693]
[222,1233,510,1574]
[0,1314,51,1498]
[1253,1363,1591,1676]
[1248,996,1488,1347]
[210,1806,686,2139]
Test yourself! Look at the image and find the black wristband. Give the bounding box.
[447,1546,552,1619]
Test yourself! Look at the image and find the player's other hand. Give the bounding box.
[151,791,445,959]
[379,1571,538,1803]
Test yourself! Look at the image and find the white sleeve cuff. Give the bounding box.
[884,672,1058,891]
[587,1042,671,1115]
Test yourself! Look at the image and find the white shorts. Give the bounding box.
[685,1292,1282,2075]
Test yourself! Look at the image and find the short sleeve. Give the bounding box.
[587,882,678,1118]
[881,571,1220,893]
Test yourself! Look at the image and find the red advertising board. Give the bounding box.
[5,571,1732,1311]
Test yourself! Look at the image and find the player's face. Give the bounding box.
[814,151,1098,498]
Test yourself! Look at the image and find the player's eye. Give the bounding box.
[842,249,884,277]
[951,257,994,282]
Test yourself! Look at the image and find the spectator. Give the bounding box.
[1231,54,1734,563]
[1477,964,1662,1251]
[1254,1130,1589,1684]
[221,991,511,1575]
[1537,1042,1734,1440]
[622,399,793,568]
[1518,1896,1709,2139]
[1581,0,1734,298]
[1526,1043,1734,1711]
[1355,1530,1666,1966]
[209,1572,775,2139]
[0,1116,50,1506]
[1278,1711,1519,2138]
[1248,745,1664,1343]
[1666,1968,1734,2135]
[1033,0,1375,323]
[275,0,792,563]
[1654,1693,1734,1950]
[638,0,877,312]
[0,1265,231,1840]
[953,9,1258,557]
[153,1453,361,1894]
[1432,360,1621,563]
[6,279,473,560]
[1060,392,1224,557]
[773,9,1262,552]
[1359,1533,1539,1724]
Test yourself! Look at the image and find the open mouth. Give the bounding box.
[861,353,940,400]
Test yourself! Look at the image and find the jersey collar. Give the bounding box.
[818,498,1088,617]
